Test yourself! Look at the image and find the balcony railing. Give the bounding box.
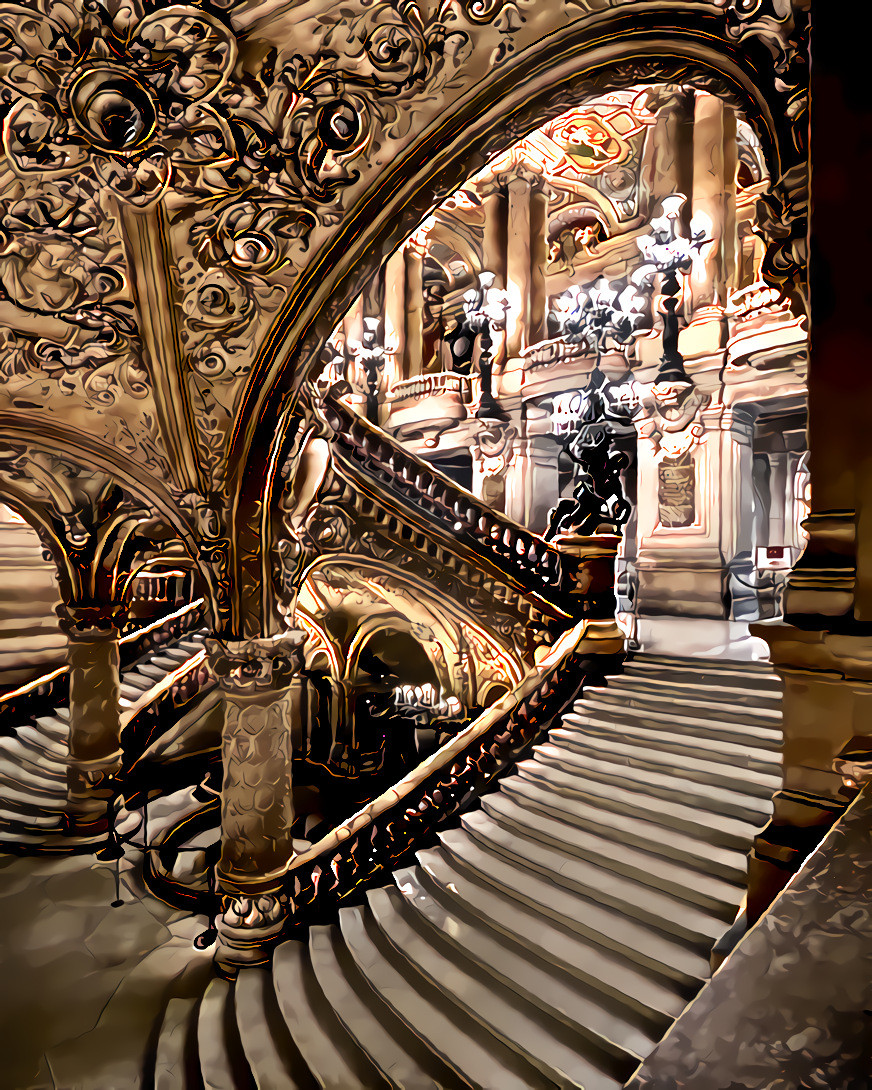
[388,371,475,406]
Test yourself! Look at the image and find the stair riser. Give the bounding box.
[461,819,725,951]
[558,717,780,777]
[564,707,782,752]
[548,731,780,801]
[435,837,709,991]
[517,764,756,853]
[480,798,742,919]
[533,749,771,826]
[588,689,781,728]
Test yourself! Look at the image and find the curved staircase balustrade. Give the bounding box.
[279,618,610,931]
[323,396,591,620]
[0,599,207,739]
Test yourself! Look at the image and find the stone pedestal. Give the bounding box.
[551,532,621,622]
[59,607,124,837]
[207,630,306,971]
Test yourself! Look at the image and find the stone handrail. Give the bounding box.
[0,599,206,735]
[323,395,585,614]
[278,618,606,925]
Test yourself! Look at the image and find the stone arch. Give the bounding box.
[294,555,526,705]
[233,8,806,622]
[0,422,220,624]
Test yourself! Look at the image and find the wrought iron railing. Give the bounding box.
[278,618,602,929]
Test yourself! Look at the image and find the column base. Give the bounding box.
[65,749,123,837]
[214,893,289,975]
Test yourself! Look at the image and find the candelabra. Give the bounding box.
[546,277,646,539]
[462,271,510,421]
[635,193,708,386]
[352,317,386,425]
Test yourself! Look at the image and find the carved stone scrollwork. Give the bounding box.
[206,629,307,697]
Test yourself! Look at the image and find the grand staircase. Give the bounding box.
[144,653,782,1090]
[0,628,208,847]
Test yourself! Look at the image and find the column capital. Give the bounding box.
[56,602,124,640]
[206,630,307,696]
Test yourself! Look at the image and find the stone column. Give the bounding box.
[403,241,426,380]
[207,630,306,971]
[747,3,863,926]
[59,605,125,838]
[640,87,695,221]
[506,170,533,359]
[529,182,549,347]
[479,175,508,289]
[689,93,737,310]
[383,248,406,390]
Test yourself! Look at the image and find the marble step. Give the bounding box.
[0,737,67,781]
[0,802,63,829]
[0,751,65,791]
[585,684,782,725]
[407,854,686,1027]
[515,760,758,852]
[0,775,65,814]
[234,967,316,1089]
[272,940,388,1089]
[309,921,454,1088]
[567,699,783,751]
[623,658,781,691]
[531,743,772,825]
[498,774,749,884]
[457,813,726,949]
[557,713,781,775]
[32,715,68,742]
[480,791,743,917]
[431,832,710,987]
[197,978,254,1090]
[338,906,543,1090]
[603,671,783,710]
[154,996,198,1090]
[547,728,781,799]
[366,885,626,1089]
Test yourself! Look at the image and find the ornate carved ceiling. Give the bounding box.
[0,0,809,634]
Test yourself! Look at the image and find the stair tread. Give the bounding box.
[408,852,687,1023]
[481,791,743,914]
[563,710,782,758]
[273,940,385,1090]
[154,996,197,1090]
[457,813,725,946]
[603,672,782,706]
[394,864,671,1049]
[531,743,771,823]
[559,714,781,769]
[366,885,626,1089]
[586,684,782,722]
[570,698,782,745]
[547,729,781,795]
[197,977,251,1090]
[433,832,711,985]
[515,759,756,849]
[235,968,315,1090]
[499,774,749,880]
[310,922,450,1088]
[339,906,541,1090]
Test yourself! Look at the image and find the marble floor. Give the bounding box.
[0,848,210,1090]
